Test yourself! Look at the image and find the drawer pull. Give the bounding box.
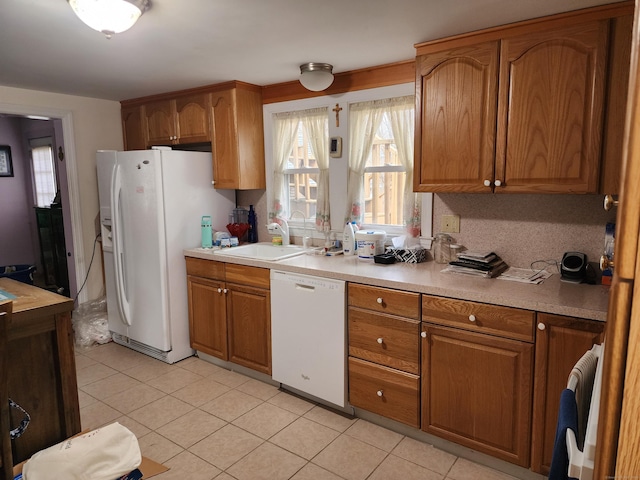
[377,390,384,397]
[421,331,427,338]
[376,297,383,304]
[537,322,546,331]
[468,314,476,322]
[377,337,384,344]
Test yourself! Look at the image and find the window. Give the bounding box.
[264,84,431,241]
[347,96,415,232]
[269,107,330,232]
[286,121,320,219]
[30,137,57,207]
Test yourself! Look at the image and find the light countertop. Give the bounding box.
[184,248,610,321]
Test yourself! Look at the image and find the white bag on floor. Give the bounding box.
[22,422,141,480]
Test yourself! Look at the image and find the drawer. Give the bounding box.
[348,283,420,319]
[348,307,420,374]
[348,357,420,428]
[185,256,225,280]
[422,295,535,342]
[225,263,270,289]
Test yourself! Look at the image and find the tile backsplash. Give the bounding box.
[433,194,616,269]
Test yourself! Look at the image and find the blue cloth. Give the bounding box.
[549,388,580,480]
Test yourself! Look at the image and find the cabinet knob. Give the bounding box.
[604,194,619,211]
[494,180,502,187]
[212,180,216,185]
[600,255,614,271]
[376,297,383,304]
[217,288,222,293]
[483,180,491,187]
[377,390,384,397]
[469,314,476,322]
[537,322,546,331]
[421,331,427,338]
[377,337,384,344]
[223,288,228,294]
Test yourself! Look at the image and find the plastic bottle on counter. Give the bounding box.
[351,221,359,253]
[248,205,258,243]
[343,222,356,255]
[201,216,213,248]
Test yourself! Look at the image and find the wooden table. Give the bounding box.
[0,278,80,467]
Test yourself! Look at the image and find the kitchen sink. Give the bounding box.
[212,242,306,261]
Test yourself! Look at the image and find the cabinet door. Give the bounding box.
[495,21,609,193]
[600,14,633,195]
[145,99,176,146]
[187,275,228,360]
[226,283,271,375]
[530,313,604,475]
[121,105,147,151]
[421,324,533,467]
[414,41,499,192]
[175,93,211,144]
[211,89,239,189]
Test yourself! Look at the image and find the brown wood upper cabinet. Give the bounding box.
[414,3,633,194]
[414,41,499,192]
[210,82,266,190]
[145,93,211,146]
[121,81,266,190]
[121,105,147,151]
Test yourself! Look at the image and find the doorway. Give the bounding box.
[0,103,85,303]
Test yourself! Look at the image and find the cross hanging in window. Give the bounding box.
[332,103,343,127]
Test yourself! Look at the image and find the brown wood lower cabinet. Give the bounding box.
[421,323,534,467]
[227,282,271,375]
[186,257,271,375]
[530,313,605,475]
[348,357,420,428]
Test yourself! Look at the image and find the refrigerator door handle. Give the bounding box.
[111,164,133,327]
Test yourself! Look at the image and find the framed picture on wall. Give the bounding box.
[0,146,13,177]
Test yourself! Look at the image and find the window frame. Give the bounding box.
[263,83,432,244]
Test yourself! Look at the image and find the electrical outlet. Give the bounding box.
[441,215,460,233]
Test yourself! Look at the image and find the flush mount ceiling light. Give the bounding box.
[299,63,334,91]
[67,0,150,38]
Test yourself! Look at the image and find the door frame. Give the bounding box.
[0,102,86,303]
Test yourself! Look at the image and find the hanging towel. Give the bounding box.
[549,388,579,480]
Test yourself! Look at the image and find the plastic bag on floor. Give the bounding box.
[72,295,111,348]
[22,422,141,480]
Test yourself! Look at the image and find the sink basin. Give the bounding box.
[213,243,306,261]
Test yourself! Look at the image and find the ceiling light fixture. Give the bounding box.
[67,0,150,39]
[299,63,334,92]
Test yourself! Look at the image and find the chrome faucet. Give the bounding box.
[266,219,289,246]
[289,210,310,248]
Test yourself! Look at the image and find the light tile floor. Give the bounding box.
[76,342,520,480]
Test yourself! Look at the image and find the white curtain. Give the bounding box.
[346,101,384,226]
[300,108,330,232]
[388,96,420,237]
[269,111,300,223]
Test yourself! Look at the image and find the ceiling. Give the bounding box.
[0,0,622,102]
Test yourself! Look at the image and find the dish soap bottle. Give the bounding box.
[248,205,258,243]
[343,222,356,255]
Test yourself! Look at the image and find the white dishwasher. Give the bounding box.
[270,270,346,408]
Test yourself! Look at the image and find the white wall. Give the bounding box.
[0,86,123,301]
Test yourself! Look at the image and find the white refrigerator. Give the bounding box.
[96,149,235,363]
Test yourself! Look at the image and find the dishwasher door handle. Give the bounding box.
[295,283,315,292]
